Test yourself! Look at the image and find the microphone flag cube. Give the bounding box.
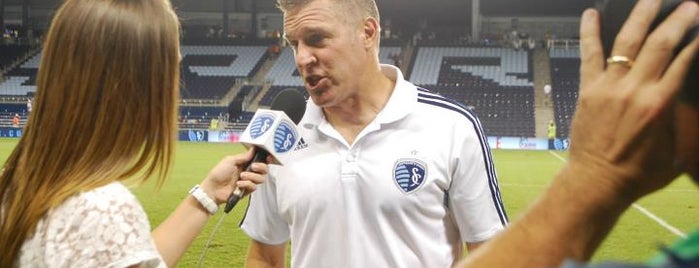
[239,109,299,166]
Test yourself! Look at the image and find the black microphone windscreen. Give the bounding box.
[270,88,306,124]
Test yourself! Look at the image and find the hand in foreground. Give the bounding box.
[200,148,269,204]
[569,0,699,203]
[675,101,699,180]
[455,4,699,268]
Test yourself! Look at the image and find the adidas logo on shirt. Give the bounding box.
[294,138,309,151]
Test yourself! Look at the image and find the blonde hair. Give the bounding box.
[0,0,180,265]
[277,0,380,25]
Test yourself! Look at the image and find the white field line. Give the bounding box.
[547,151,687,238]
[548,150,568,162]
[632,204,687,238]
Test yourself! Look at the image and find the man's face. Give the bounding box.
[283,0,370,108]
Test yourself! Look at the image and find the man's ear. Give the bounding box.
[361,17,380,48]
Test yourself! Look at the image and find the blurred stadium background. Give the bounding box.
[0,0,697,267]
[1,0,588,143]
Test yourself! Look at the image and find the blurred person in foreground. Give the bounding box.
[457,0,699,267]
[241,0,507,267]
[0,0,268,267]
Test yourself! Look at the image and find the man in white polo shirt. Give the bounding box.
[240,0,507,267]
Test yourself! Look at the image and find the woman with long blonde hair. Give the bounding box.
[0,0,267,266]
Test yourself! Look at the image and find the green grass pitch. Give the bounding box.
[0,139,696,266]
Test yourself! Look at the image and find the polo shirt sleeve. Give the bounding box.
[240,167,291,245]
[448,119,508,243]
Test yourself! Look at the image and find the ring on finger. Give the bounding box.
[606,55,635,68]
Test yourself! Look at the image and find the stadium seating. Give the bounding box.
[0,41,542,136]
[0,103,28,127]
[227,85,260,122]
[549,47,580,139]
[410,47,533,87]
[0,45,269,100]
[410,46,535,137]
[0,103,26,114]
[0,44,31,70]
[179,45,268,99]
[264,48,301,87]
[0,50,40,96]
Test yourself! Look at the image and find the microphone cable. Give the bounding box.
[197,209,230,267]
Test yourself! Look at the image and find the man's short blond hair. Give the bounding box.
[277,0,380,25]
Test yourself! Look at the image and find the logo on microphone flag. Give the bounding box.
[239,109,300,166]
[249,113,276,139]
[274,121,298,153]
[393,159,427,194]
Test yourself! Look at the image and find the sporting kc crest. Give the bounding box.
[187,130,205,142]
[393,159,428,193]
[274,121,298,153]
[249,113,276,139]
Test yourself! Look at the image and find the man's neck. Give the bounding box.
[324,70,395,145]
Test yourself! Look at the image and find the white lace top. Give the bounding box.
[17,182,165,268]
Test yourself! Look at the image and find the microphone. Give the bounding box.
[224,88,306,213]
